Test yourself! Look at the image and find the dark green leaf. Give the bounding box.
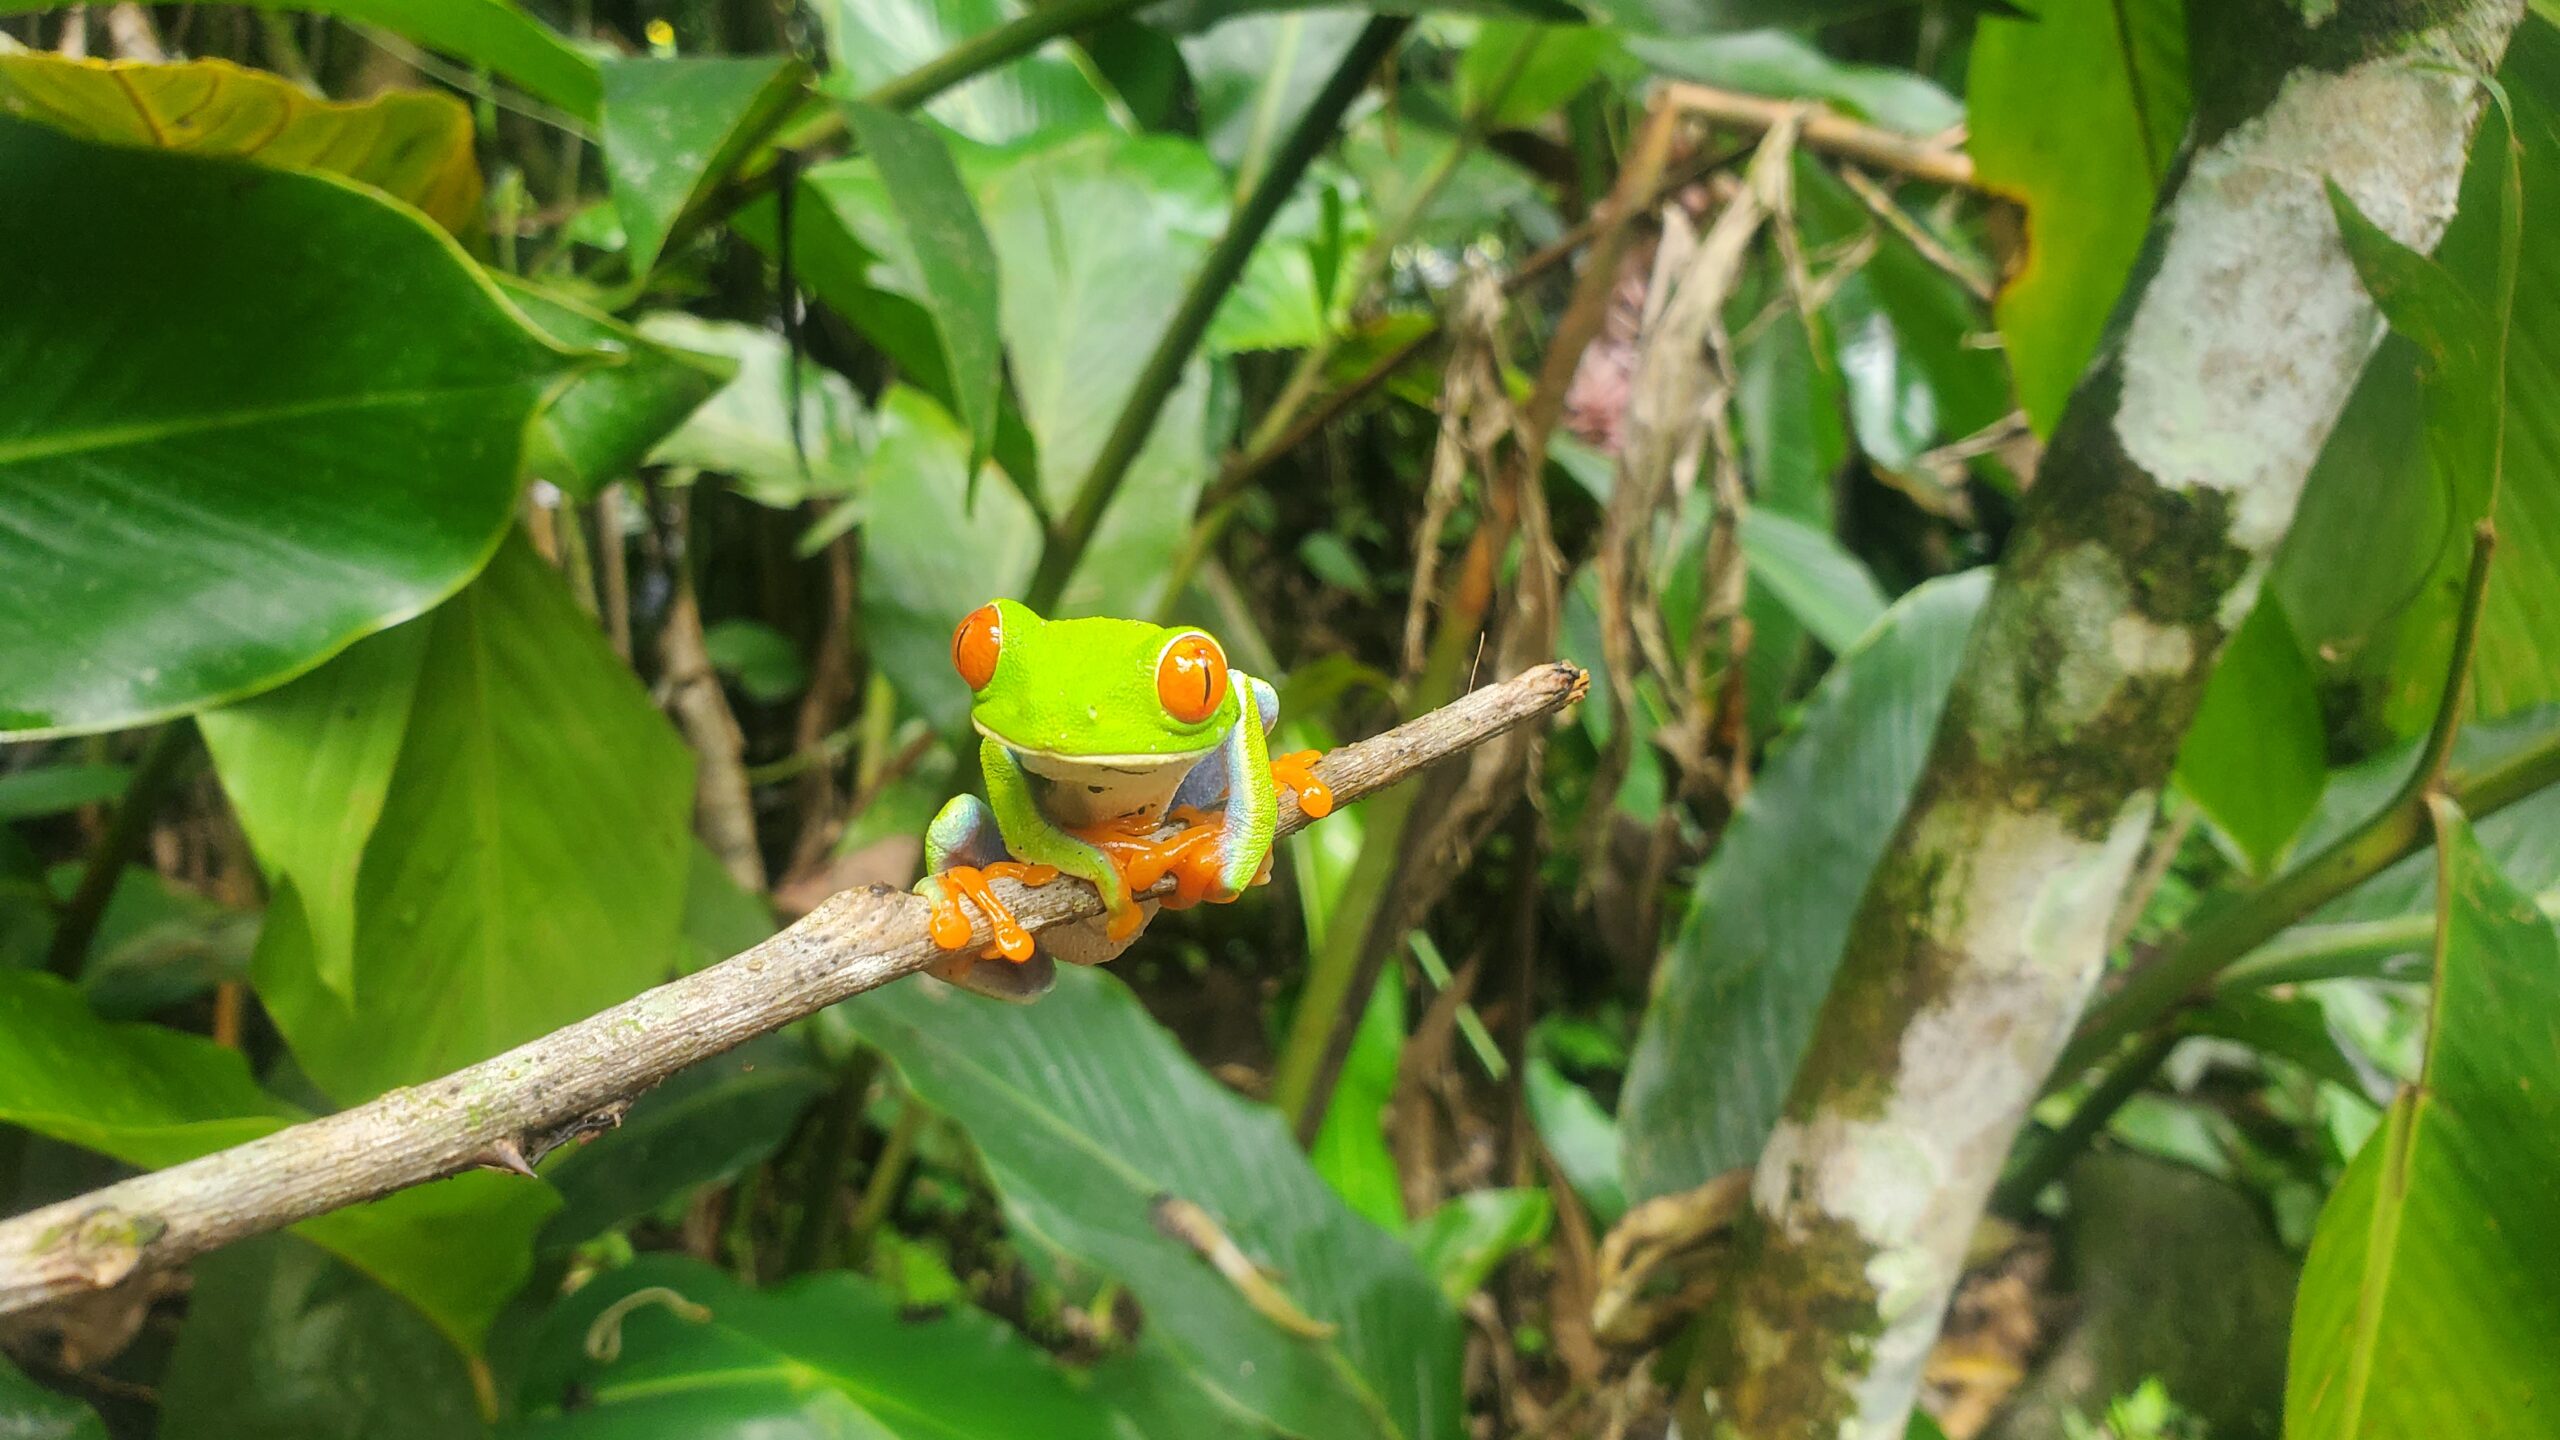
[2173,594,2326,872]
[701,619,810,703]
[1311,972,1407,1230]
[1619,571,1989,1200]
[1523,1054,1626,1225]
[600,56,805,279]
[0,53,481,232]
[505,280,733,500]
[2286,807,2560,1436]
[1408,1189,1551,1303]
[211,537,696,1102]
[512,1256,1134,1438]
[1628,29,1961,136]
[540,1036,830,1251]
[840,102,1005,465]
[0,969,553,1347]
[0,764,128,820]
[0,1352,105,1440]
[1735,510,1888,655]
[0,118,574,739]
[843,966,1463,1440]
[0,0,599,119]
[2179,992,2374,1098]
[162,1236,486,1440]
[1459,23,1616,129]
[60,863,257,1019]
[1968,0,2189,433]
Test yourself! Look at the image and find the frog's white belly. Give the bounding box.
[1010,746,1208,828]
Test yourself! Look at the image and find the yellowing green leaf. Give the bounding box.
[0,53,481,231]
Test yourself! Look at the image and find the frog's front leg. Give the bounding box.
[1127,671,1332,906]
[916,793,1059,1003]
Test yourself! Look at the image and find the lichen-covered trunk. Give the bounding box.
[1682,4,2523,1436]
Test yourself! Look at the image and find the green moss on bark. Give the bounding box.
[1685,1206,1885,1440]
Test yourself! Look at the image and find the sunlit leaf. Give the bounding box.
[601,54,805,280]
[0,118,575,739]
[638,312,870,505]
[817,0,1116,143]
[505,281,733,500]
[841,102,1005,464]
[0,53,481,232]
[1735,510,1888,655]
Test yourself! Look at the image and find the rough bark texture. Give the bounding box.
[0,663,1586,1320]
[1684,4,2522,1436]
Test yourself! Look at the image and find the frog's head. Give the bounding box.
[949,599,1240,770]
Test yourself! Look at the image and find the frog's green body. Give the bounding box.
[919,600,1286,1001]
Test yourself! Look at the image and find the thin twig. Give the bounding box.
[1659,81,1977,189]
[0,662,1586,1319]
[1023,16,1411,612]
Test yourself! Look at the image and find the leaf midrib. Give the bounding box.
[0,381,537,467]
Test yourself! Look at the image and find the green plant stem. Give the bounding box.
[2056,523,2508,1079]
[1023,15,1412,613]
[786,1050,877,1274]
[1993,1030,2180,1216]
[846,1095,926,1262]
[1244,33,1542,461]
[44,724,194,981]
[2215,888,2560,990]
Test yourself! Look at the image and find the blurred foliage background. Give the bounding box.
[1,0,2556,1435]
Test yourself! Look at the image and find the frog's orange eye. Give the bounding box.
[1156,632,1228,725]
[952,604,1003,691]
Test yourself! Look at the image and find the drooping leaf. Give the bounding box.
[1628,28,1962,136]
[0,0,599,119]
[1312,971,1409,1231]
[1969,0,2190,434]
[1459,23,1617,130]
[1183,9,1376,171]
[1735,510,1889,655]
[0,118,575,739]
[1409,1189,1551,1304]
[217,537,695,1102]
[842,965,1464,1440]
[858,386,1041,735]
[539,1036,832,1251]
[2285,807,2560,1438]
[2280,30,2558,735]
[1619,570,1990,1200]
[504,281,733,500]
[0,1352,104,1440]
[1525,1054,1627,1225]
[2174,594,2327,873]
[638,312,870,506]
[817,0,1117,143]
[840,102,1005,465]
[0,970,553,1347]
[512,1256,1135,1438]
[41,864,256,1019]
[1734,309,1849,727]
[0,54,482,232]
[161,1235,488,1440]
[700,618,811,704]
[0,763,128,820]
[599,55,805,280]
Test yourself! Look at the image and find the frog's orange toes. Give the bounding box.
[1271,750,1334,818]
[1070,812,1232,920]
[924,862,1058,964]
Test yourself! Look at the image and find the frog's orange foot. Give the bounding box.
[923,862,1059,964]
[1271,750,1334,819]
[1071,810,1237,916]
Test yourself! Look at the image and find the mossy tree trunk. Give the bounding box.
[1681,3,2525,1436]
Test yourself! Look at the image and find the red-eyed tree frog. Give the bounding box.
[917,600,1334,1001]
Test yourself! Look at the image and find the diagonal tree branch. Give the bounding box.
[0,661,1586,1320]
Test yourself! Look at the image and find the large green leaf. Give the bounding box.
[840,102,1005,465]
[2174,594,2327,873]
[1969,0,2189,434]
[842,965,1464,1440]
[0,1352,103,1440]
[1181,9,1375,171]
[817,0,1117,143]
[636,312,870,506]
[859,386,1041,734]
[600,55,804,280]
[0,970,553,1347]
[0,118,575,740]
[0,54,480,232]
[1618,571,1989,1200]
[1735,509,1888,656]
[505,282,733,500]
[0,0,598,119]
[162,1235,487,1440]
[2278,25,2560,734]
[209,536,695,1102]
[2284,808,2560,1437]
[512,1256,1135,1438]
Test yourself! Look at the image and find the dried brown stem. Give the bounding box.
[0,662,1587,1320]
[1659,81,1977,190]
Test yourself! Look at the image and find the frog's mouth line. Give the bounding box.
[975,720,1218,775]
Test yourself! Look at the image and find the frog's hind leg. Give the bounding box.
[917,794,1057,1004]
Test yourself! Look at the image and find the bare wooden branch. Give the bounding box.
[1659,82,1977,190]
[0,662,1587,1319]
